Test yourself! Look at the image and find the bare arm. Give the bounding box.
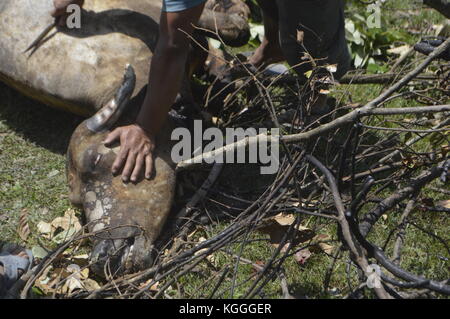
[104,4,206,183]
[52,0,205,183]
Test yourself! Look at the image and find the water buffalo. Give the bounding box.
[0,0,250,276]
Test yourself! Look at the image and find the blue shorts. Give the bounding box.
[162,0,207,12]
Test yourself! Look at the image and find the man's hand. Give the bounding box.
[51,0,84,25]
[104,124,156,183]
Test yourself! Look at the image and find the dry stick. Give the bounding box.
[347,163,450,295]
[377,117,450,165]
[366,104,449,115]
[177,103,449,171]
[279,270,295,299]
[359,162,446,236]
[208,265,231,299]
[428,186,450,195]
[284,37,450,142]
[176,38,450,170]
[305,154,391,299]
[174,163,224,227]
[360,124,449,133]
[279,72,437,85]
[323,247,343,293]
[393,198,417,265]
[390,47,415,73]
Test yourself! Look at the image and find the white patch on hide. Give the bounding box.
[89,200,104,221]
[85,191,97,203]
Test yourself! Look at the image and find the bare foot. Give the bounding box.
[248,38,285,68]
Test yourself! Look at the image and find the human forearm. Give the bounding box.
[136,46,188,136]
[104,3,205,182]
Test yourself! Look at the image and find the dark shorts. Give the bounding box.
[162,0,207,12]
[276,0,351,80]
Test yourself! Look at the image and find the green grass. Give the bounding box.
[0,83,82,247]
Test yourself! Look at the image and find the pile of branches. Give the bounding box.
[12,34,450,300]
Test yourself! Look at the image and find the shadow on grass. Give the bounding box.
[0,82,84,155]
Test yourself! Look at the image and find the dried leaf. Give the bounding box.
[310,234,334,254]
[52,209,82,232]
[387,45,411,56]
[40,209,83,243]
[37,221,52,238]
[139,279,159,291]
[194,237,208,256]
[31,246,48,259]
[83,279,101,292]
[273,213,296,226]
[436,200,450,209]
[259,214,316,249]
[316,242,334,255]
[57,264,85,295]
[63,276,83,295]
[17,209,30,241]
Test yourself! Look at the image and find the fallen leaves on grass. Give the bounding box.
[259,213,335,265]
[310,234,334,255]
[37,209,82,243]
[34,253,101,297]
[258,213,316,250]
